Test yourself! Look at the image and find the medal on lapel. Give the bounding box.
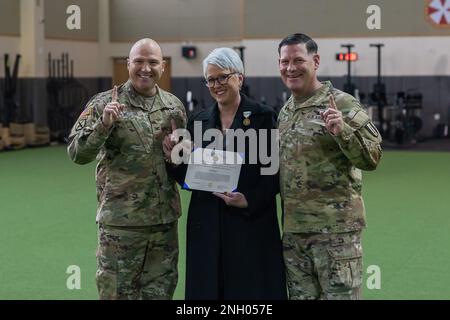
[243,111,251,126]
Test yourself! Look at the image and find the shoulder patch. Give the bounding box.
[347,109,370,128]
[365,122,379,137]
[347,108,358,120]
[79,105,94,119]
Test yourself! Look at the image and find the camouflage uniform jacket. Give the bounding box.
[278,81,382,233]
[68,80,186,226]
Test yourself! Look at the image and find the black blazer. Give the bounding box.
[168,94,286,300]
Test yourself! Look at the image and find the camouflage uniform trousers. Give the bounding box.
[283,230,363,300]
[96,221,179,300]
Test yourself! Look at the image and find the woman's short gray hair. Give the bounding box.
[202,48,244,78]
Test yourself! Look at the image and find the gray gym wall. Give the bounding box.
[0,0,20,36]
[44,0,99,41]
[109,0,450,40]
[244,0,450,38]
[110,0,242,42]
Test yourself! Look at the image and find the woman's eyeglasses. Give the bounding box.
[204,72,239,88]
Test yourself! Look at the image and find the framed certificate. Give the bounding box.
[183,148,243,193]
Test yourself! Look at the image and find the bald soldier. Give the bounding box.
[277,33,382,300]
[68,38,186,299]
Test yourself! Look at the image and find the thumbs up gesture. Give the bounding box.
[320,94,344,136]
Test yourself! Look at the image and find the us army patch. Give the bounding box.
[365,122,379,137]
[79,105,93,119]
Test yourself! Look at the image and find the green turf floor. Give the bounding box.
[0,146,449,299]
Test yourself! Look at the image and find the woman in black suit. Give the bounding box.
[163,48,286,300]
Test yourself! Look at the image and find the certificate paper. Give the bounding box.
[183,148,243,193]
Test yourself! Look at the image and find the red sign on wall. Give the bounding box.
[426,0,450,27]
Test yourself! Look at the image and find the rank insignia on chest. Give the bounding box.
[243,111,251,126]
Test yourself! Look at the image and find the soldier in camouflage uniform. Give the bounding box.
[277,33,382,300]
[67,39,186,299]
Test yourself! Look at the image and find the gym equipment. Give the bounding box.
[0,123,3,151]
[341,44,357,95]
[23,123,50,147]
[0,124,10,148]
[385,91,423,145]
[432,112,448,139]
[369,44,387,137]
[2,54,21,127]
[2,54,26,150]
[1,53,50,150]
[46,52,88,143]
[8,122,26,149]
